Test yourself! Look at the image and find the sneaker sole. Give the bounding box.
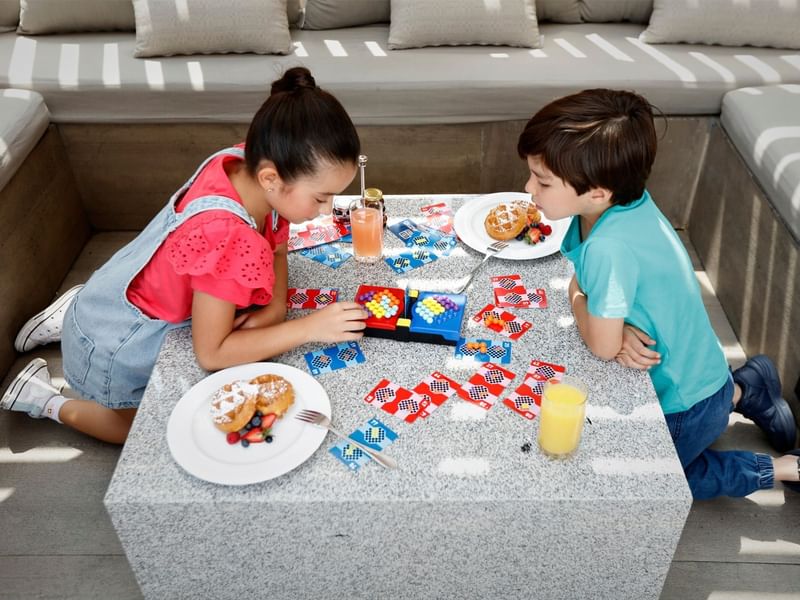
[1,358,47,411]
[14,284,83,353]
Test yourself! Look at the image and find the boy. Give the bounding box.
[517,88,799,499]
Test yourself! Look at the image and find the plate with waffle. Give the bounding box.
[453,192,571,260]
[167,362,330,485]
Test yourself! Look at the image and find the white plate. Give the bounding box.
[453,192,572,260]
[167,362,330,485]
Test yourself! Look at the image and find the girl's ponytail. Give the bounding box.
[246,67,360,182]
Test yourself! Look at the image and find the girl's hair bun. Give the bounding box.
[271,66,316,95]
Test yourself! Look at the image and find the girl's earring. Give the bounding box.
[267,187,274,193]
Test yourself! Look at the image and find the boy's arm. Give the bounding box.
[569,275,624,360]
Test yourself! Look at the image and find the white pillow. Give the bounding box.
[535,0,580,23]
[303,0,389,30]
[581,0,653,24]
[133,0,293,58]
[18,0,134,34]
[0,0,19,33]
[389,0,540,50]
[287,0,303,26]
[640,0,800,49]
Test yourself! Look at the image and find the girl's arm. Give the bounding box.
[569,274,624,361]
[232,242,289,330]
[191,288,367,371]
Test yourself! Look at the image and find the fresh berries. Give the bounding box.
[261,413,277,429]
[224,411,278,449]
[243,428,268,444]
[514,219,551,245]
[226,432,241,445]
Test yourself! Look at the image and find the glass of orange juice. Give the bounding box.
[350,200,383,263]
[537,376,588,458]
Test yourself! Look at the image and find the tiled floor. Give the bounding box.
[0,231,798,600]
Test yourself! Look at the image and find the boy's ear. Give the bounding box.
[588,187,613,205]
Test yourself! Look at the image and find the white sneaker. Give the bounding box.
[14,284,84,353]
[1,358,59,418]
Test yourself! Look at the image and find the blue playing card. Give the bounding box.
[388,218,422,244]
[454,337,513,364]
[329,418,398,472]
[384,248,440,274]
[303,341,366,376]
[299,243,352,269]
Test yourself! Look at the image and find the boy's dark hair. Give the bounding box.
[517,89,657,205]
[245,67,360,181]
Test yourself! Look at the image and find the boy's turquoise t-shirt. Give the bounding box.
[561,190,729,414]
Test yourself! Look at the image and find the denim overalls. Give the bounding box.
[62,147,265,409]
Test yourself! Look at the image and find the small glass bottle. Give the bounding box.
[363,187,387,227]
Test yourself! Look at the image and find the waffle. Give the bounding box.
[484,202,527,240]
[250,374,295,417]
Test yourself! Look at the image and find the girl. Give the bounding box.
[2,67,368,444]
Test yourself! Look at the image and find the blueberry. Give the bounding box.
[251,416,262,427]
[244,423,252,431]
[265,435,274,443]
[256,410,264,417]
[241,439,250,448]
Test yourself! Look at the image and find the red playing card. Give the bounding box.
[286,288,339,310]
[364,379,421,423]
[527,288,548,309]
[419,202,452,217]
[456,362,516,410]
[525,359,566,382]
[288,223,343,251]
[502,379,543,420]
[491,274,531,308]
[472,304,532,340]
[410,371,461,420]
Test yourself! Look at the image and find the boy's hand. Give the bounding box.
[303,301,368,343]
[615,325,661,370]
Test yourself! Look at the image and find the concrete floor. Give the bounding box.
[0,231,798,600]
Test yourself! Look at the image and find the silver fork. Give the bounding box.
[454,240,509,294]
[295,409,398,469]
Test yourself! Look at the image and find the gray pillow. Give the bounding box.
[287,0,303,26]
[18,0,134,34]
[580,0,653,24]
[389,0,540,50]
[0,0,19,33]
[133,0,293,57]
[303,0,389,30]
[640,0,800,49]
[535,0,580,23]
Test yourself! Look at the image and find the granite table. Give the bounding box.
[104,195,692,600]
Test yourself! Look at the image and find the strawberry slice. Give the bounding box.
[260,413,277,429]
[243,428,266,443]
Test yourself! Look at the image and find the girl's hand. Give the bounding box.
[615,325,661,370]
[303,301,368,343]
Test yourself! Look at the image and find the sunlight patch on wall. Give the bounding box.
[58,43,79,89]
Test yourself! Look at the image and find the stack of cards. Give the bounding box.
[329,418,399,472]
[288,221,343,251]
[472,304,532,340]
[454,337,512,364]
[502,359,566,420]
[456,362,516,410]
[303,341,365,376]
[419,202,454,234]
[364,371,461,424]
[384,217,458,273]
[491,275,548,309]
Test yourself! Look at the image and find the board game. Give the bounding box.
[354,284,467,346]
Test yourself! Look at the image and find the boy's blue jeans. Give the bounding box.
[665,374,774,500]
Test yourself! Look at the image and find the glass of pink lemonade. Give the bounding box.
[537,376,588,458]
[350,202,383,263]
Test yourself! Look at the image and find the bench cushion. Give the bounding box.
[0,23,799,125]
[0,88,49,192]
[721,85,800,242]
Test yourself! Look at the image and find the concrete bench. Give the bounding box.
[691,85,800,407]
[0,89,88,379]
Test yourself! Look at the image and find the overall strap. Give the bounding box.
[169,147,246,206]
[179,194,258,230]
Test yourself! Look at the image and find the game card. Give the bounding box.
[288,223,342,251]
[472,304,532,340]
[525,359,566,382]
[388,219,424,244]
[384,248,439,274]
[328,418,398,472]
[364,379,420,422]
[408,371,462,421]
[491,274,531,308]
[286,288,338,310]
[526,288,548,309]
[304,341,365,376]
[419,202,454,234]
[456,362,516,410]
[453,337,512,365]
[502,379,543,420]
[299,243,353,269]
